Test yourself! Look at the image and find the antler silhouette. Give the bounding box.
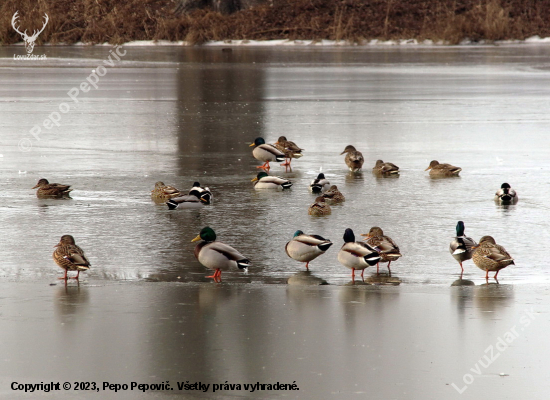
[11,11,26,38]
[31,13,49,40]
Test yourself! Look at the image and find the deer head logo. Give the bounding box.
[11,11,49,54]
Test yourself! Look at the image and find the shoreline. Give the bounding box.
[5,35,550,49]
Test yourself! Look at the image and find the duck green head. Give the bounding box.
[456,221,465,236]
[316,173,325,180]
[343,228,355,243]
[192,226,216,242]
[251,171,269,182]
[293,230,304,237]
[250,137,265,147]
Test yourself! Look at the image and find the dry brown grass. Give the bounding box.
[1,0,550,46]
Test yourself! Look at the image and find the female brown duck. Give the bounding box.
[32,178,72,198]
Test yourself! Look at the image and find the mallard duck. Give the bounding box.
[53,235,91,280]
[449,221,477,273]
[340,145,364,172]
[274,136,303,166]
[151,181,182,202]
[361,227,401,274]
[32,178,72,198]
[250,137,285,170]
[373,160,399,175]
[309,173,330,193]
[285,230,333,270]
[494,183,518,204]
[425,160,461,177]
[338,228,381,280]
[321,185,345,204]
[189,181,213,204]
[472,235,514,280]
[166,190,207,209]
[308,196,331,216]
[191,227,250,281]
[251,172,292,190]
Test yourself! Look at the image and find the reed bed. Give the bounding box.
[1,0,550,46]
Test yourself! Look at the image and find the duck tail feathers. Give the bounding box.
[281,181,293,189]
[166,200,178,210]
[237,259,251,269]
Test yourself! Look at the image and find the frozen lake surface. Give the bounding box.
[1,44,550,398]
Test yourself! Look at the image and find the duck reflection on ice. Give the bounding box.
[54,284,89,325]
[287,271,328,286]
[473,283,514,314]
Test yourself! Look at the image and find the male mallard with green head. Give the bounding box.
[33,178,72,198]
[274,136,304,166]
[361,227,401,274]
[191,227,251,282]
[472,235,514,281]
[340,145,364,172]
[285,230,333,270]
[189,181,213,204]
[166,190,208,209]
[449,221,477,273]
[338,228,381,280]
[53,235,91,280]
[251,172,292,190]
[425,160,461,177]
[309,173,330,193]
[250,137,285,170]
[494,183,518,204]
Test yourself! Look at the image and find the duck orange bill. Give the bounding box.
[251,177,258,182]
[249,143,255,147]
[32,184,39,189]
[424,166,432,171]
[360,234,371,240]
[191,235,201,242]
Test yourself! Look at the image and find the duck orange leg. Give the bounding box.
[305,262,309,271]
[485,269,489,281]
[58,269,68,280]
[281,158,291,166]
[387,261,392,273]
[207,268,221,279]
[256,162,271,170]
[70,270,80,280]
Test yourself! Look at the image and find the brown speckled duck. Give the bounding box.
[274,136,303,166]
[321,185,345,204]
[53,235,91,280]
[425,160,461,177]
[361,227,402,274]
[151,181,182,202]
[32,178,72,198]
[308,196,331,216]
[472,236,514,281]
[373,160,399,175]
[340,145,364,172]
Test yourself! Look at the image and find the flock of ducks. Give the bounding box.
[33,136,519,283]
